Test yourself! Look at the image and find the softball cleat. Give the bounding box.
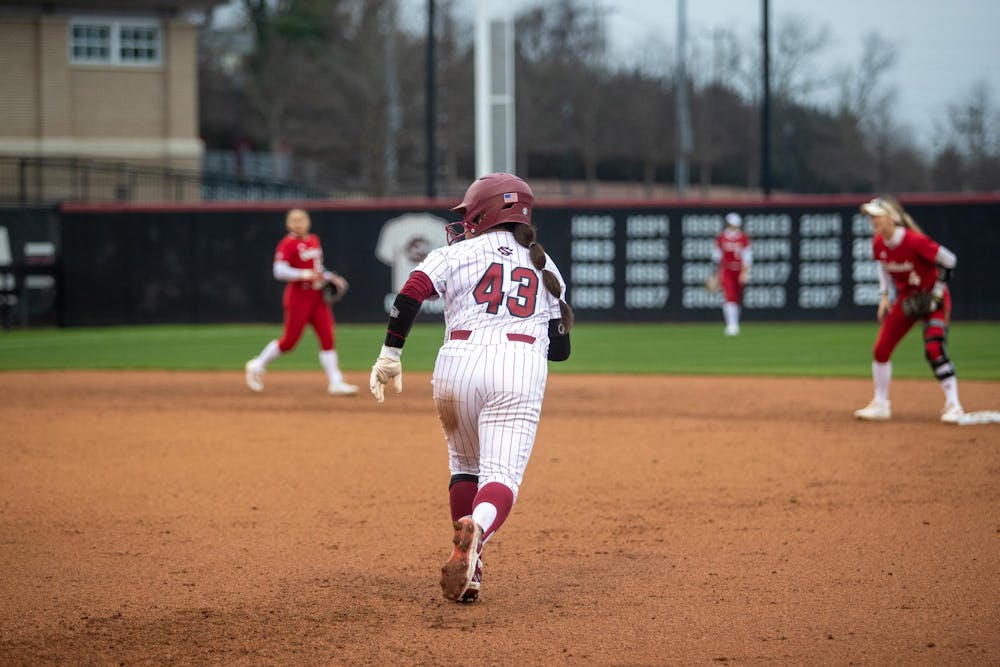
[460,556,484,603]
[245,361,264,392]
[327,381,359,396]
[940,402,964,424]
[854,400,891,421]
[440,516,482,602]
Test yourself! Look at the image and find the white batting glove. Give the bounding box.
[370,345,403,403]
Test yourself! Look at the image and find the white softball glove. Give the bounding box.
[370,345,403,403]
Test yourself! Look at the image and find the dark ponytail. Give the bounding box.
[513,224,575,331]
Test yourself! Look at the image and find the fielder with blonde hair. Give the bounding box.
[854,196,963,423]
[244,208,358,396]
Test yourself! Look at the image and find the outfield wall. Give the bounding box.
[0,206,61,327]
[2,195,998,326]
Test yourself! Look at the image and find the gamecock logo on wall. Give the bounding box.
[374,213,448,314]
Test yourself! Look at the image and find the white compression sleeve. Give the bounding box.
[877,263,890,295]
[273,260,309,281]
[935,246,956,269]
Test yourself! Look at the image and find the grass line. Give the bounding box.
[1,322,998,380]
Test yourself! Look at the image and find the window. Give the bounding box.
[70,23,111,62]
[69,19,162,66]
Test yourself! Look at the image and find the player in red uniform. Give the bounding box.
[711,212,752,335]
[854,196,963,423]
[245,208,358,396]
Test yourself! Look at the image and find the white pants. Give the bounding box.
[432,340,548,500]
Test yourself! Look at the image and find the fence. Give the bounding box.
[0,156,322,204]
[2,195,998,327]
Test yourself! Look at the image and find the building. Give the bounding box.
[0,0,220,201]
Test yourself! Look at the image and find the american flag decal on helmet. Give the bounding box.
[503,192,518,203]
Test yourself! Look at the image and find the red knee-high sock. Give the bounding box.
[473,481,514,541]
[448,480,478,522]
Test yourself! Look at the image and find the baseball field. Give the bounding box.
[2,322,999,665]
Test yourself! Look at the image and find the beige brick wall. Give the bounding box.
[0,18,39,137]
[39,16,72,138]
[0,13,202,167]
[165,20,198,141]
[71,69,165,137]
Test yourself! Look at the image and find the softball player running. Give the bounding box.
[854,196,963,423]
[369,173,574,602]
[245,208,358,396]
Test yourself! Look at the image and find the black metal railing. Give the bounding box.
[0,156,324,204]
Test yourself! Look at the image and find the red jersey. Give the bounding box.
[715,229,750,272]
[872,228,940,297]
[275,233,324,290]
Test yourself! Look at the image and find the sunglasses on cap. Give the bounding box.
[860,197,900,221]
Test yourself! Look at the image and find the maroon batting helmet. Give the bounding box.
[447,172,534,245]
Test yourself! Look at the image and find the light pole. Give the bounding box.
[760,0,772,196]
[425,0,437,197]
[675,0,692,197]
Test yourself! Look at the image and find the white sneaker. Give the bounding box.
[327,381,359,396]
[245,360,264,392]
[724,324,740,336]
[940,402,964,424]
[854,400,891,421]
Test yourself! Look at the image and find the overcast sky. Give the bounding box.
[590,0,1000,143]
[416,0,999,144]
[218,0,1000,146]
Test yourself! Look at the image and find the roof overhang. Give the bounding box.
[0,0,223,13]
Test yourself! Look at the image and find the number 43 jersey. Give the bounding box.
[414,229,566,345]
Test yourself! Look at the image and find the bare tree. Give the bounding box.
[351,0,392,194]
[770,14,833,101]
[702,26,761,188]
[515,0,610,191]
[431,1,474,194]
[939,80,1000,190]
[836,32,896,119]
[193,0,981,196]
[242,0,291,157]
[831,32,898,189]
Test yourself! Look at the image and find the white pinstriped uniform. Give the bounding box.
[413,228,565,499]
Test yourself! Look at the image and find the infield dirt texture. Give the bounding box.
[2,370,999,665]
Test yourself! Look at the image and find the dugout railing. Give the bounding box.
[0,156,322,205]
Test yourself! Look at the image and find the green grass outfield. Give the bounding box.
[1,321,998,379]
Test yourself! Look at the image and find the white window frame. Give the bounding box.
[69,18,163,67]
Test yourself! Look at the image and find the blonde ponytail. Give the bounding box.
[881,195,925,235]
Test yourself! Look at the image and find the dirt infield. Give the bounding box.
[2,371,998,665]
